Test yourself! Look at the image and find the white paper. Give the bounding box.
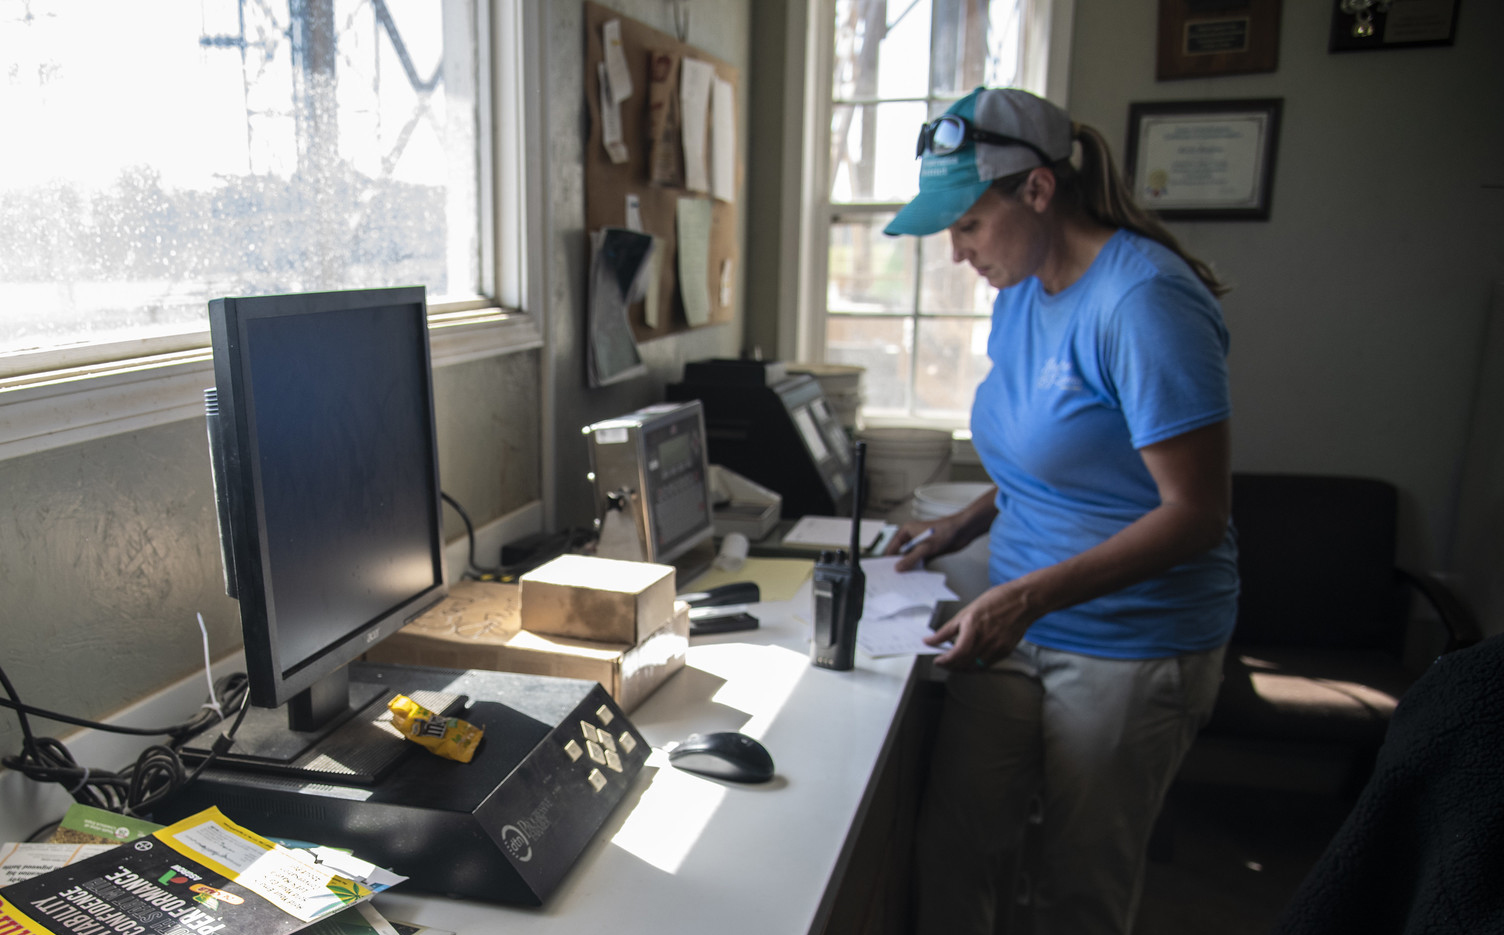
[679,58,715,193]
[711,76,735,203]
[860,554,958,618]
[781,515,887,550]
[854,555,957,658]
[719,257,733,308]
[598,63,628,164]
[624,192,643,231]
[676,196,713,326]
[602,19,633,103]
[858,606,944,657]
[0,842,118,885]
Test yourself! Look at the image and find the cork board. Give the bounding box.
[583,1,741,342]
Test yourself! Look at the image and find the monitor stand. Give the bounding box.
[180,680,465,785]
[156,662,648,906]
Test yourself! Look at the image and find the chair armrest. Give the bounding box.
[1397,568,1483,653]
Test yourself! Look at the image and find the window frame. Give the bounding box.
[792,0,1075,429]
[0,0,545,462]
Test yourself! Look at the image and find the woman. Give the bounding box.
[883,88,1239,934]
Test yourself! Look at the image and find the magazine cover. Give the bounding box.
[0,807,404,935]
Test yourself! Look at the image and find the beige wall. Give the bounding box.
[1066,0,1503,589]
[0,352,542,758]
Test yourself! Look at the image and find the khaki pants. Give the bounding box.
[915,639,1225,935]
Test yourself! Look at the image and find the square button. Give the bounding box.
[563,739,583,761]
[587,740,605,764]
[587,768,607,793]
[605,749,623,772]
[596,705,614,726]
[618,732,637,754]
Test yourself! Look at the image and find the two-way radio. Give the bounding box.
[811,440,867,671]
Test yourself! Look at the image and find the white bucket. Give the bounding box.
[858,427,953,513]
[912,482,994,521]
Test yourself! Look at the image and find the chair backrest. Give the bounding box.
[1230,473,1409,653]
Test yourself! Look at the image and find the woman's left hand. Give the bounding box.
[923,580,1038,670]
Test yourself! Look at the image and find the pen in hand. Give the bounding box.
[898,527,935,555]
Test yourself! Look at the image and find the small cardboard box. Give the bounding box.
[519,553,675,645]
[363,580,686,713]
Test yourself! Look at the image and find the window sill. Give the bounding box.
[0,310,542,463]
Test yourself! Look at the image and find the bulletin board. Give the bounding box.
[583,1,741,342]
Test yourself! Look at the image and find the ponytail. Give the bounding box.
[1055,123,1230,297]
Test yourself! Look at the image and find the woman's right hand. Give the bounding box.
[882,484,998,572]
[884,515,965,571]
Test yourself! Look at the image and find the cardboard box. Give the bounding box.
[363,580,687,713]
[519,553,675,644]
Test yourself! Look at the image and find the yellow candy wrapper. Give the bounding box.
[387,694,485,763]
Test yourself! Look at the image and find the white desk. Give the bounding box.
[0,578,934,934]
[371,580,930,933]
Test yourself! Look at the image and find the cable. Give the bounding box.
[440,490,502,579]
[0,659,249,819]
[0,673,247,741]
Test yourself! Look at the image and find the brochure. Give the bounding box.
[0,806,405,934]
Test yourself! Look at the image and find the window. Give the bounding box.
[805,0,1061,426]
[0,0,520,375]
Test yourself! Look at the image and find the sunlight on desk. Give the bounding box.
[698,642,808,733]
[610,643,806,875]
[611,759,728,874]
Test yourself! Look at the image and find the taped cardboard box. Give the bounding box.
[519,553,676,644]
[363,579,687,713]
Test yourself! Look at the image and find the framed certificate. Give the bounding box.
[1124,98,1282,220]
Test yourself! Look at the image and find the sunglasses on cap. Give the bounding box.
[915,114,1054,165]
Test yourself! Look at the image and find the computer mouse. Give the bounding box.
[667,731,775,783]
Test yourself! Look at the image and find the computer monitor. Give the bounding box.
[200,285,450,778]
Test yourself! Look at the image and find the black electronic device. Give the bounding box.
[666,359,854,518]
[179,286,646,905]
[811,442,868,671]
[160,664,650,905]
[667,730,775,783]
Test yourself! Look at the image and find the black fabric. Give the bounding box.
[1275,634,1504,934]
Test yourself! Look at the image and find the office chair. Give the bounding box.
[1204,472,1481,785]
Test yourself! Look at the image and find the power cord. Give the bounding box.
[441,490,596,581]
[441,491,504,579]
[0,661,250,819]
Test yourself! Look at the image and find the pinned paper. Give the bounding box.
[646,52,683,187]
[711,76,736,203]
[679,58,715,193]
[719,257,733,308]
[601,19,633,103]
[644,236,663,328]
[598,63,628,164]
[624,192,643,231]
[588,227,654,386]
[676,196,713,326]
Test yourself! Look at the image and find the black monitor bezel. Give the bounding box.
[208,286,449,711]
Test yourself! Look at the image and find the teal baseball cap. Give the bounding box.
[884,87,1073,237]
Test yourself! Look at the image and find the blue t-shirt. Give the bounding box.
[970,229,1238,658]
